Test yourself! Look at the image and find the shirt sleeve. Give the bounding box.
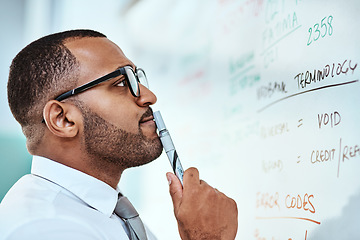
[4,218,103,240]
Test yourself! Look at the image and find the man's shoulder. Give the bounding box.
[1,174,61,208]
[0,217,102,240]
[0,174,101,239]
[0,173,94,218]
[0,174,61,221]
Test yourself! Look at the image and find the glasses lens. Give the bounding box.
[125,67,139,97]
[137,69,149,89]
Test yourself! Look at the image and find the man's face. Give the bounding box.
[65,37,162,168]
[80,103,163,169]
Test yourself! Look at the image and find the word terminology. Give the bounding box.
[294,59,357,89]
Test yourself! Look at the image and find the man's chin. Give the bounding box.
[150,139,163,159]
[128,148,163,169]
[132,137,163,167]
[149,138,164,160]
[140,126,159,139]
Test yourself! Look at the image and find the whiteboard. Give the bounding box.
[118,0,360,239]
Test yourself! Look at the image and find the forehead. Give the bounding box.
[65,37,134,85]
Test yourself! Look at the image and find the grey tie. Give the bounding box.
[114,195,148,240]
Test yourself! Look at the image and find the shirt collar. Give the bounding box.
[31,155,119,218]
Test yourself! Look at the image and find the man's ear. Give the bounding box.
[43,100,81,138]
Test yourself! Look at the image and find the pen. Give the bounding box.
[153,111,184,185]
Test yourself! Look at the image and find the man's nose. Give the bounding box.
[135,83,157,107]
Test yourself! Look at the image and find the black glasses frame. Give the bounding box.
[55,66,146,102]
[42,66,147,123]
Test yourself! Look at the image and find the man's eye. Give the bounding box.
[115,80,127,87]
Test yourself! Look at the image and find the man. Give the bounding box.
[0,30,238,239]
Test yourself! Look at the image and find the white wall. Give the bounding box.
[2,1,360,239]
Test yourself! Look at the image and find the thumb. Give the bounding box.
[166,172,183,213]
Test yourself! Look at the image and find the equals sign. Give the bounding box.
[298,119,303,128]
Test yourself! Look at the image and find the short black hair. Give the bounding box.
[7,29,106,151]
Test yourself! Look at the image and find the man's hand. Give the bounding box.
[167,167,238,240]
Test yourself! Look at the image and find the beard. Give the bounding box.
[79,104,163,170]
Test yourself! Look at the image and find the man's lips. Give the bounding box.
[139,108,155,124]
[139,116,156,130]
[139,116,154,124]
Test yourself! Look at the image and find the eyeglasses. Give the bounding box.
[41,66,148,123]
[55,66,148,101]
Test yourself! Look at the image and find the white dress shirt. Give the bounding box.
[0,156,156,240]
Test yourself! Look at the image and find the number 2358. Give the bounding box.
[307,16,333,46]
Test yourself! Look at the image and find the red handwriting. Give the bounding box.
[256,192,280,210]
[285,194,315,213]
[288,230,308,240]
[256,192,316,213]
[254,228,310,240]
[256,216,321,225]
[254,228,276,240]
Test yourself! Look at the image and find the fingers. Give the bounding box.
[167,168,203,215]
[167,172,183,212]
[183,167,200,188]
[171,167,238,240]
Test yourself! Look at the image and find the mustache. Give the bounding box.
[139,107,154,122]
